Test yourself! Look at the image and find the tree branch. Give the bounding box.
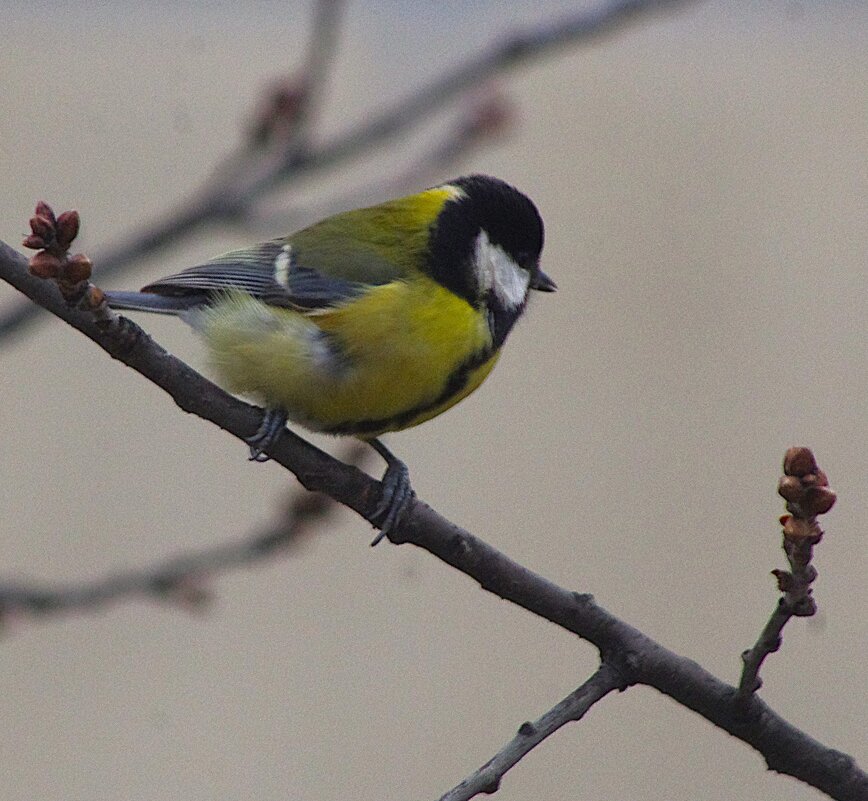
[1,237,865,800]
[737,447,836,700]
[439,663,624,801]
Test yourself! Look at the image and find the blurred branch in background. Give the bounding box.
[0,443,368,623]
[247,93,515,235]
[0,229,864,801]
[0,0,346,342]
[0,0,698,342]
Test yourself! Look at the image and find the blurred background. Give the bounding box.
[1,1,866,799]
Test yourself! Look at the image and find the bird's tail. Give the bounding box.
[103,290,203,315]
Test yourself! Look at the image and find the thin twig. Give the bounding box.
[737,447,835,700]
[0,0,698,342]
[439,663,624,801]
[737,602,792,696]
[1,239,864,801]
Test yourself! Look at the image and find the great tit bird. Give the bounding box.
[105,174,555,542]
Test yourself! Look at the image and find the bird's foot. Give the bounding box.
[368,439,415,545]
[247,407,288,462]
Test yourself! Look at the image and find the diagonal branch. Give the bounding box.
[247,94,514,234]
[245,0,700,200]
[439,663,624,801]
[1,240,865,800]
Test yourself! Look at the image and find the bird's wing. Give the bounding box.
[140,196,435,310]
[139,239,380,312]
[140,194,435,312]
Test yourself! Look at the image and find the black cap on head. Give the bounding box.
[427,175,545,304]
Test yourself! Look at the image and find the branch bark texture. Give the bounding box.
[1,240,865,800]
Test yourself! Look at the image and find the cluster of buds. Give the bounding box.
[23,202,94,299]
[773,447,835,614]
[778,446,836,528]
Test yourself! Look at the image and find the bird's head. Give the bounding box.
[427,175,555,345]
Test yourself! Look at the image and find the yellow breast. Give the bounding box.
[197,277,498,438]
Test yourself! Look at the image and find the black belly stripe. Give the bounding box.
[322,345,495,437]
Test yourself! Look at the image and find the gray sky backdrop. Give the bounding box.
[1,2,866,800]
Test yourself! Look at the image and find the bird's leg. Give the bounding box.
[368,438,415,545]
[247,407,289,462]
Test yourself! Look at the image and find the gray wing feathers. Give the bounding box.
[141,242,285,297]
[128,240,369,311]
[103,291,203,314]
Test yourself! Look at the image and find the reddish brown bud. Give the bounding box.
[777,475,804,503]
[28,251,62,279]
[29,214,55,241]
[63,253,93,283]
[85,285,105,308]
[782,515,812,540]
[34,201,56,225]
[783,447,817,477]
[55,210,80,248]
[22,234,46,250]
[802,486,837,516]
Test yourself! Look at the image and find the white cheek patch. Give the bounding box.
[473,229,530,310]
[273,244,293,287]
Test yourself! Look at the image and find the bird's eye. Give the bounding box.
[515,251,536,270]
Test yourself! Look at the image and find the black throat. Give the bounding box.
[486,295,526,351]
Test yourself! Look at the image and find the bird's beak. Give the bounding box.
[531,269,557,292]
